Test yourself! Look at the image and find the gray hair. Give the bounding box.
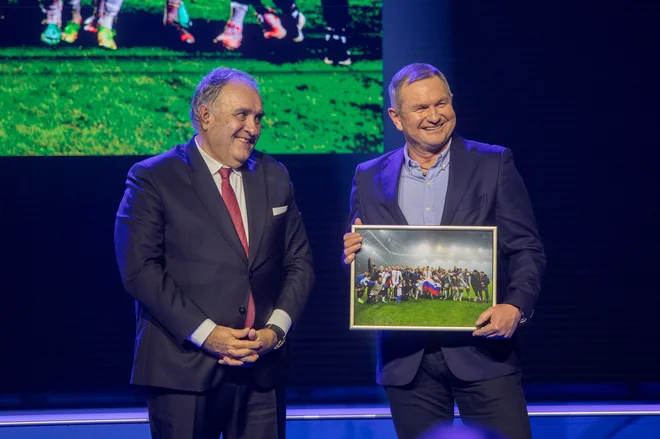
[388,63,452,111]
[190,67,260,131]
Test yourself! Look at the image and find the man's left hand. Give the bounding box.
[254,328,278,355]
[217,328,278,365]
[472,304,521,339]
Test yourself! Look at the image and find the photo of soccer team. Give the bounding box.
[350,226,496,330]
[356,263,492,304]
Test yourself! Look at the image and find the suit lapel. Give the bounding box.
[441,135,478,225]
[184,139,248,263]
[241,155,267,270]
[381,149,409,225]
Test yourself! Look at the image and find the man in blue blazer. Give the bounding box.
[343,63,546,439]
[115,67,314,439]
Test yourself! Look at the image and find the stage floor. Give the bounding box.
[1,403,659,438]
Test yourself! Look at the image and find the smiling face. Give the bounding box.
[198,80,264,168]
[388,76,456,155]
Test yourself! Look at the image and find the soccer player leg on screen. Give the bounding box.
[82,0,103,33]
[272,0,305,42]
[214,1,248,50]
[214,1,290,50]
[95,0,123,50]
[41,0,62,45]
[60,0,82,43]
[321,0,351,65]
[249,0,286,40]
[164,0,195,44]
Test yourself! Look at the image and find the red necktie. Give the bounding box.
[219,167,255,328]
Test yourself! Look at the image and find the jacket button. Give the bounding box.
[239,307,246,314]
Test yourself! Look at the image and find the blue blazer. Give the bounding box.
[346,135,546,385]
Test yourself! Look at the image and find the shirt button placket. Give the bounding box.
[424,175,433,224]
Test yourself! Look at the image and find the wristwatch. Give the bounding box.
[264,324,286,350]
[519,308,534,325]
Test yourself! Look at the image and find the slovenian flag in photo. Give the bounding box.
[423,281,440,297]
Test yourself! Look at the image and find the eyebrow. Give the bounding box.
[234,107,265,118]
[411,98,450,110]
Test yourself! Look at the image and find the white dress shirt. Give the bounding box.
[187,137,292,347]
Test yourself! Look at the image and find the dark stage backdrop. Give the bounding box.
[1,1,659,409]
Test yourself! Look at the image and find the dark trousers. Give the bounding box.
[145,368,286,439]
[384,349,532,439]
[322,0,349,30]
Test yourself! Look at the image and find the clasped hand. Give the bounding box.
[202,326,278,366]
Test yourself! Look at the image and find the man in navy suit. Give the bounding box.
[114,67,314,439]
[343,63,545,439]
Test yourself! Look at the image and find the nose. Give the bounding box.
[427,106,440,123]
[244,116,259,136]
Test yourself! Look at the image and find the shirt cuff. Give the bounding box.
[187,319,217,347]
[266,309,292,335]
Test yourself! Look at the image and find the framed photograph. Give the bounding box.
[350,225,497,331]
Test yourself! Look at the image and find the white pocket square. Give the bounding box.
[272,206,288,216]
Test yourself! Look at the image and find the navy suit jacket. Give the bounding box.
[346,135,545,385]
[114,138,314,392]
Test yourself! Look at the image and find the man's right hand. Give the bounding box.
[202,326,262,366]
[343,218,363,264]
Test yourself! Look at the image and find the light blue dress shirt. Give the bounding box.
[397,140,452,225]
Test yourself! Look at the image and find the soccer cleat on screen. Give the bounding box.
[41,23,61,45]
[323,54,352,66]
[175,24,195,44]
[260,10,286,40]
[83,15,98,33]
[97,26,117,50]
[61,19,82,43]
[214,21,242,50]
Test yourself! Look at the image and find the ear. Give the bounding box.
[199,104,214,131]
[388,107,403,132]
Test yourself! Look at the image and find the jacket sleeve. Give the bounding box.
[114,162,208,344]
[495,148,547,318]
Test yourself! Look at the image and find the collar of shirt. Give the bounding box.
[194,136,242,179]
[402,138,452,178]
